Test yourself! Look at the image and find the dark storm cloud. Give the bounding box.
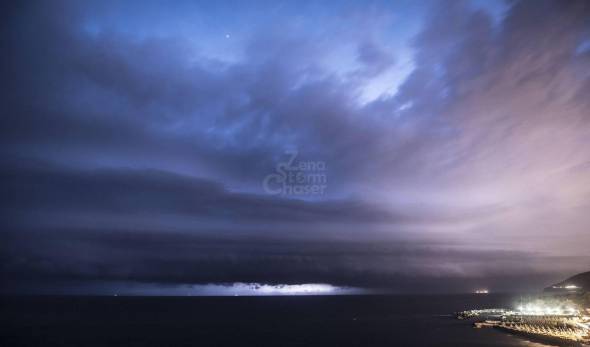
[1,1,414,188]
[0,1,420,188]
[3,225,582,293]
[1,0,590,293]
[1,159,408,224]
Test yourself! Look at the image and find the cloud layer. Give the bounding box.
[1,0,589,293]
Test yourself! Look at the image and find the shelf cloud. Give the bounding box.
[1,0,589,294]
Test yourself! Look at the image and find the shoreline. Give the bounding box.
[456,308,590,346]
[495,326,588,347]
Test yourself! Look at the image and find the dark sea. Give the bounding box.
[0,294,557,347]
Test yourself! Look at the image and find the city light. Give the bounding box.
[515,303,579,316]
[459,301,590,344]
[552,284,580,290]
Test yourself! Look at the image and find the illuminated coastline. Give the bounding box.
[458,271,590,345]
[457,303,590,345]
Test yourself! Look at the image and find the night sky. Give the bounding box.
[2,0,589,295]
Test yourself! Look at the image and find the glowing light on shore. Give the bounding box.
[515,303,580,316]
[551,284,580,290]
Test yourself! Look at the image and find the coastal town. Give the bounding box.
[457,271,590,345]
